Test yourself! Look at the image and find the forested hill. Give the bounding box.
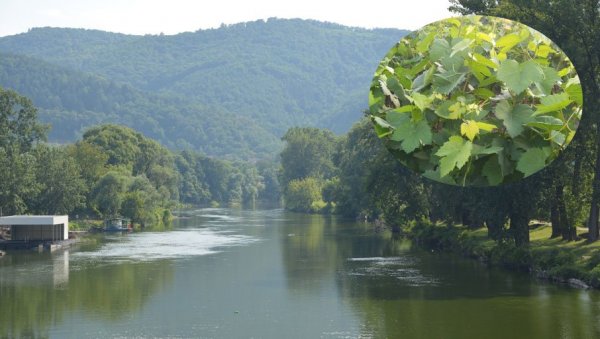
[0,19,407,157]
[0,53,279,158]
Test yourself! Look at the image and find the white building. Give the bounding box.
[0,215,69,241]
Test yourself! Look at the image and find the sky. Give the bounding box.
[0,0,454,37]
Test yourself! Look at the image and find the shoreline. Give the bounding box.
[384,219,600,290]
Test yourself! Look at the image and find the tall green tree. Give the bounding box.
[0,87,47,152]
[279,127,338,189]
[90,171,129,217]
[0,147,39,215]
[28,145,87,215]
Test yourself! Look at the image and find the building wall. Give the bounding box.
[11,224,65,241]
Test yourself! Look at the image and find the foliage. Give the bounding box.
[0,146,39,215]
[285,177,325,213]
[0,20,408,157]
[369,15,581,185]
[28,145,87,215]
[0,53,279,159]
[0,88,280,223]
[279,127,339,190]
[0,86,47,152]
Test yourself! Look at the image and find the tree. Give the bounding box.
[285,177,324,212]
[0,86,47,152]
[90,171,129,217]
[279,127,338,190]
[67,141,109,188]
[0,146,39,215]
[29,145,87,215]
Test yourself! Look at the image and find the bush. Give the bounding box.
[408,220,461,251]
[285,177,324,213]
[489,243,532,271]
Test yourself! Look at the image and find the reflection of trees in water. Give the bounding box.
[280,214,600,338]
[336,245,600,338]
[281,213,403,293]
[344,286,600,339]
[0,253,174,338]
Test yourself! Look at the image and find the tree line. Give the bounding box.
[0,87,280,226]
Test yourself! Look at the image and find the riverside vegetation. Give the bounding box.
[279,1,600,288]
[0,87,280,228]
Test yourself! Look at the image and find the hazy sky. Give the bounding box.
[0,0,454,37]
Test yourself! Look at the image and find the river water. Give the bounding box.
[0,208,599,338]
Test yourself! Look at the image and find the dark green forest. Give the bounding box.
[0,19,407,158]
[0,87,280,226]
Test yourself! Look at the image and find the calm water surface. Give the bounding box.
[1,208,599,338]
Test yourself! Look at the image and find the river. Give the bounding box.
[0,208,599,338]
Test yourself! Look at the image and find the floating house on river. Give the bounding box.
[0,215,69,250]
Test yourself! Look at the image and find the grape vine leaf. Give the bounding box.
[566,83,583,106]
[482,156,503,185]
[535,93,572,114]
[435,101,462,119]
[390,119,433,153]
[495,100,534,138]
[526,116,564,130]
[460,120,479,141]
[436,136,473,176]
[516,148,547,177]
[432,69,466,94]
[386,109,411,128]
[430,38,450,61]
[497,59,543,94]
[535,66,561,95]
[410,92,433,111]
[496,33,523,53]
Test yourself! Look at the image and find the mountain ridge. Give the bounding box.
[0,18,409,158]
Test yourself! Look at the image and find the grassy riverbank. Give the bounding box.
[406,220,600,289]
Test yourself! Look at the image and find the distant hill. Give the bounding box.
[0,18,408,157]
[0,53,279,158]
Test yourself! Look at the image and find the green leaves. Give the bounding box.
[460,120,479,141]
[535,93,572,114]
[391,119,433,153]
[369,15,581,186]
[497,60,543,94]
[495,101,533,138]
[516,148,547,177]
[436,136,473,177]
[433,70,467,94]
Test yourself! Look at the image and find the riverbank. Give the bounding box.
[404,220,600,289]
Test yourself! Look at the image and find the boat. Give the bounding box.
[104,217,132,232]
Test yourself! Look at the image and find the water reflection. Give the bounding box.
[0,249,175,338]
[1,209,599,338]
[278,212,600,339]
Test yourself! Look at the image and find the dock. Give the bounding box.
[0,238,80,252]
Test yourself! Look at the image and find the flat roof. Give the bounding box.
[0,215,68,226]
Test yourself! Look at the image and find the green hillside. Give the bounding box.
[0,19,407,156]
[0,53,279,158]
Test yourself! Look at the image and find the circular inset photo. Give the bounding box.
[369,15,582,186]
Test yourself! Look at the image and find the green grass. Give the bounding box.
[69,219,103,231]
[408,220,600,288]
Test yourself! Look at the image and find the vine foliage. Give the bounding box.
[369,15,582,186]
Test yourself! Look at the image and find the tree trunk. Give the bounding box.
[510,210,529,247]
[485,213,505,241]
[550,201,561,238]
[588,125,600,242]
[555,185,576,241]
